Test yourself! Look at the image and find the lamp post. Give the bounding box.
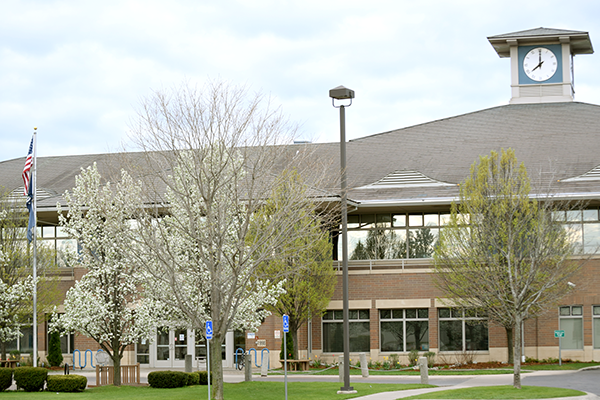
[329,85,355,393]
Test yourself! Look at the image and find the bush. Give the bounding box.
[47,332,64,367]
[0,368,13,391]
[280,332,294,360]
[9,350,20,361]
[147,370,188,388]
[424,351,436,368]
[408,349,420,366]
[186,372,199,386]
[47,375,87,392]
[13,367,47,392]
[198,370,212,385]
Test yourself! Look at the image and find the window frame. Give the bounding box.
[322,309,370,353]
[379,308,429,353]
[438,308,489,352]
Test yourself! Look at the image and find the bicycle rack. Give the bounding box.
[235,348,245,370]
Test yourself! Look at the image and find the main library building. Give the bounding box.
[1,27,600,369]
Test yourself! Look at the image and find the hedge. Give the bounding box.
[186,372,199,386]
[0,368,13,391]
[198,370,212,385]
[47,375,87,392]
[13,367,47,392]
[147,370,188,388]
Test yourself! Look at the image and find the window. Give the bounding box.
[438,308,488,352]
[559,306,583,350]
[322,310,370,353]
[380,309,429,352]
[594,306,600,349]
[6,325,33,354]
[339,213,442,260]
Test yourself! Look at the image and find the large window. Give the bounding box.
[6,325,33,354]
[556,209,600,254]
[40,226,78,268]
[559,306,583,350]
[380,309,429,352]
[336,213,446,260]
[438,308,488,352]
[322,310,370,353]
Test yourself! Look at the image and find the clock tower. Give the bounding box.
[488,27,593,104]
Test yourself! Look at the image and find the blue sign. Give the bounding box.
[283,315,289,333]
[206,320,213,340]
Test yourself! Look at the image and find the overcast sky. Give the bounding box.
[1,0,600,162]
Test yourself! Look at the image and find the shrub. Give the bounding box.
[13,367,47,392]
[47,332,64,367]
[0,368,13,391]
[186,372,199,386]
[148,370,188,388]
[280,332,294,360]
[198,370,212,385]
[424,351,436,368]
[9,350,20,361]
[47,375,87,392]
[408,349,420,366]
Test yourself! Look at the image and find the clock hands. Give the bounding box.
[532,49,544,72]
[532,60,544,72]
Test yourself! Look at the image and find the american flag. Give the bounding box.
[22,137,34,196]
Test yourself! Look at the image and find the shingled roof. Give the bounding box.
[2,101,600,215]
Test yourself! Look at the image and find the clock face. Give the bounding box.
[523,47,558,82]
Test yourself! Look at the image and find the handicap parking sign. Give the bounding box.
[206,320,213,340]
[283,315,289,333]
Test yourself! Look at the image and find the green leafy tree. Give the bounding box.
[0,190,59,361]
[255,171,335,360]
[434,148,582,389]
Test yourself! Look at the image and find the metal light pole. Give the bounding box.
[329,85,355,393]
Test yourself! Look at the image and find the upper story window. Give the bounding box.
[336,212,449,260]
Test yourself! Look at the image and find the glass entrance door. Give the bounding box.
[155,328,190,368]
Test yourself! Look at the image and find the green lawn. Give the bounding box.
[0,381,434,399]
[402,385,586,399]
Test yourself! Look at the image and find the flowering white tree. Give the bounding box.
[53,164,157,386]
[128,81,332,400]
[0,264,34,359]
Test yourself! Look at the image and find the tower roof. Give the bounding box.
[488,27,593,57]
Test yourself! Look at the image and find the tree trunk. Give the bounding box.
[111,339,122,386]
[1,341,6,361]
[513,317,522,389]
[211,332,224,400]
[291,329,298,360]
[505,326,514,364]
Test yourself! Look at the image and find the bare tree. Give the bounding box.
[126,81,333,400]
[433,148,583,389]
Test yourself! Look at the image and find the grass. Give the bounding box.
[402,385,586,399]
[0,381,435,399]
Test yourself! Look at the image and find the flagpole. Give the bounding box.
[32,127,37,367]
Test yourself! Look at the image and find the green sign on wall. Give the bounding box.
[554,330,565,338]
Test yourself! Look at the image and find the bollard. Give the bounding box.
[64,363,69,375]
[245,352,252,382]
[359,353,369,378]
[418,356,429,385]
[185,354,193,372]
[338,355,344,383]
[261,358,268,377]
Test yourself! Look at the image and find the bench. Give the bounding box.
[280,359,310,371]
[0,360,18,368]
